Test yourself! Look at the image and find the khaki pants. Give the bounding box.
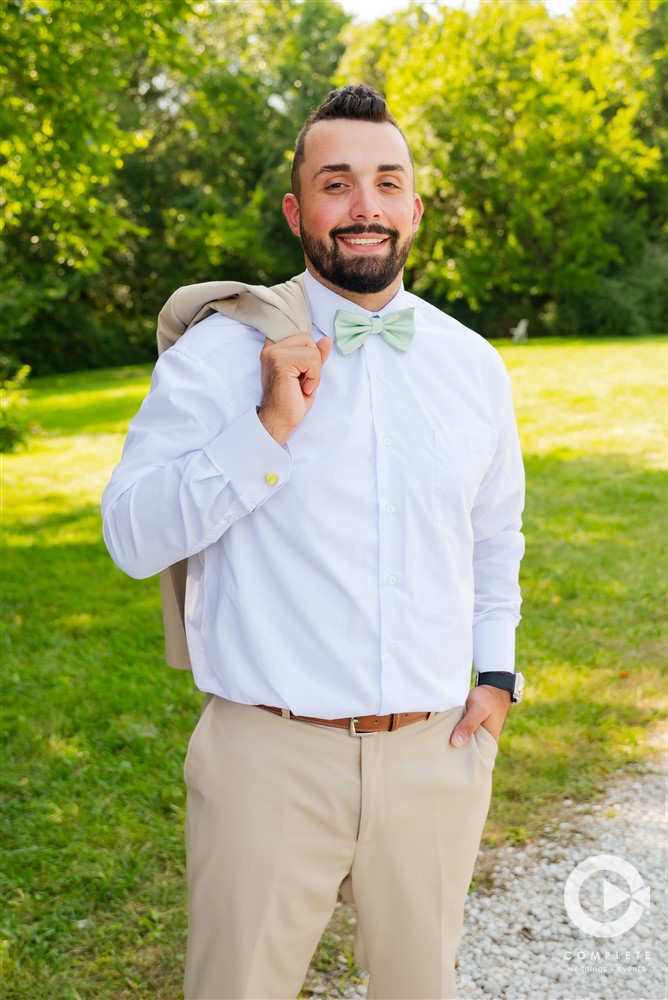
[184,697,497,1000]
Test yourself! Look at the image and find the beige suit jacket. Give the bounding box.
[156,275,311,670]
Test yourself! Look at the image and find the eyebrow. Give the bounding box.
[313,163,407,179]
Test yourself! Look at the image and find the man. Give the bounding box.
[102,84,525,1000]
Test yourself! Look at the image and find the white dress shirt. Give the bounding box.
[102,271,524,717]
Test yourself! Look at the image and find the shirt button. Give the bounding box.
[265,472,279,486]
[376,370,385,380]
[383,436,392,446]
[385,504,395,514]
[387,642,398,653]
[387,574,397,586]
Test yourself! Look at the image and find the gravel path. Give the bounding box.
[456,735,667,1000]
[310,734,667,1000]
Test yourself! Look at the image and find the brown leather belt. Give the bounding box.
[257,705,431,736]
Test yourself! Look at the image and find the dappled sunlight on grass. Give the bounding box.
[2,505,104,553]
[503,339,666,468]
[2,435,128,526]
[25,365,152,438]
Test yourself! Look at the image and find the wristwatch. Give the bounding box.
[475,671,524,704]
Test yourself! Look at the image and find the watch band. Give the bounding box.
[475,670,524,704]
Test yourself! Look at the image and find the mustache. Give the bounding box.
[330,223,399,239]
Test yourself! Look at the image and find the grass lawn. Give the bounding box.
[2,339,666,998]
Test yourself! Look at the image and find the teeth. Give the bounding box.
[344,238,385,245]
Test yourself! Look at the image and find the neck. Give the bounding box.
[305,262,403,312]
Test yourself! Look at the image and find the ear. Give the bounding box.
[412,194,424,232]
[282,194,301,236]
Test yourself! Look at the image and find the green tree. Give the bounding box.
[97,0,349,367]
[556,0,668,334]
[3,0,350,373]
[1,0,197,370]
[338,0,665,335]
[5,0,663,373]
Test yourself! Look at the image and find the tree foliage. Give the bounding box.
[103,0,349,364]
[1,0,665,374]
[1,0,197,369]
[338,0,666,335]
[0,356,32,452]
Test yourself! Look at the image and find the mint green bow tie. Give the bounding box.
[333,307,416,355]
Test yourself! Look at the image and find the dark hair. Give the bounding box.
[291,83,412,198]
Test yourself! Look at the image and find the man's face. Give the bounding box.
[283,119,423,300]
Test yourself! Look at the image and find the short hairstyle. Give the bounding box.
[290,83,412,198]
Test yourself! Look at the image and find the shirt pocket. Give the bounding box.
[433,429,496,530]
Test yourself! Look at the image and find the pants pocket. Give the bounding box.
[183,693,216,786]
[473,722,499,766]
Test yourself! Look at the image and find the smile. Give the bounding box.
[338,236,390,248]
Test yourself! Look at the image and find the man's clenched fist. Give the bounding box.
[258,334,333,445]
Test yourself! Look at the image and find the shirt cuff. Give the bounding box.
[473,618,516,674]
[204,406,291,509]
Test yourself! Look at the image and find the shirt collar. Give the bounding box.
[302,270,408,340]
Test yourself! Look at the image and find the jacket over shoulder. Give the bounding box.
[155,274,311,670]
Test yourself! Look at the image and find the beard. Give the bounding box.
[299,222,413,295]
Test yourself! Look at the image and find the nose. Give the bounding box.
[349,183,382,221]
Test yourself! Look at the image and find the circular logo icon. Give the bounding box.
[564,854,651,937]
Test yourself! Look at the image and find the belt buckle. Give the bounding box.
[349,717,378,737]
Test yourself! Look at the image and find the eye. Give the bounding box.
[324,181,347,191]
[379,180,401,189]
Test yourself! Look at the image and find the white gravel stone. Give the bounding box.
[456,739,668,1000]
